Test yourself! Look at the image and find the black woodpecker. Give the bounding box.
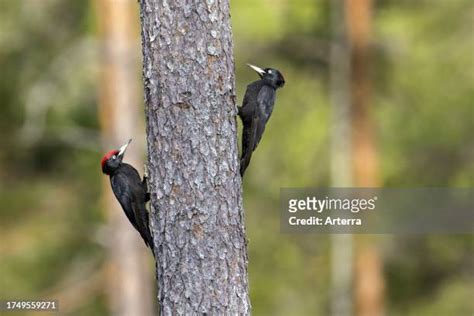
[101,139,153,251]
[238,64,285,176]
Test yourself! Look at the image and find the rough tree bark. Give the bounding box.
[138,0,250,314]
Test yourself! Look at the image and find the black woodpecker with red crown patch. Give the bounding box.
[238,64,285,176]
[101,139,153,251]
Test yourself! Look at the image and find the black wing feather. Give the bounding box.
[110,164,153,248]
[110,173,141,233]
[239,84,276,176]
[240,113,259,176]
[254,85,275,149]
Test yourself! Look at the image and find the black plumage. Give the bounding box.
[238,64,285,176]
[101,139,153,251]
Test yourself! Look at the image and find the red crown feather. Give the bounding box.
[101,150,119,169]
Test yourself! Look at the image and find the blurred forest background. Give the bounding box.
[0,0,472,315]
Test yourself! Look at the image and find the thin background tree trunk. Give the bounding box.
[345,0,385,315]
[139,0,250,314]
[96,1,154,315]
[329,0,353,315]
[330,1,384,315]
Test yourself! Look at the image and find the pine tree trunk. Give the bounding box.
[138,0,250,314]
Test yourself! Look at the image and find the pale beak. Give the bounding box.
[118,139,132,157]
[247,63,265,76]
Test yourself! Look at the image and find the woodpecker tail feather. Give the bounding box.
[240,152,252,176]
[240,115,259,177]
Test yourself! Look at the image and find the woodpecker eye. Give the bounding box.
[112,155,117,160]
[268,70,272,74]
